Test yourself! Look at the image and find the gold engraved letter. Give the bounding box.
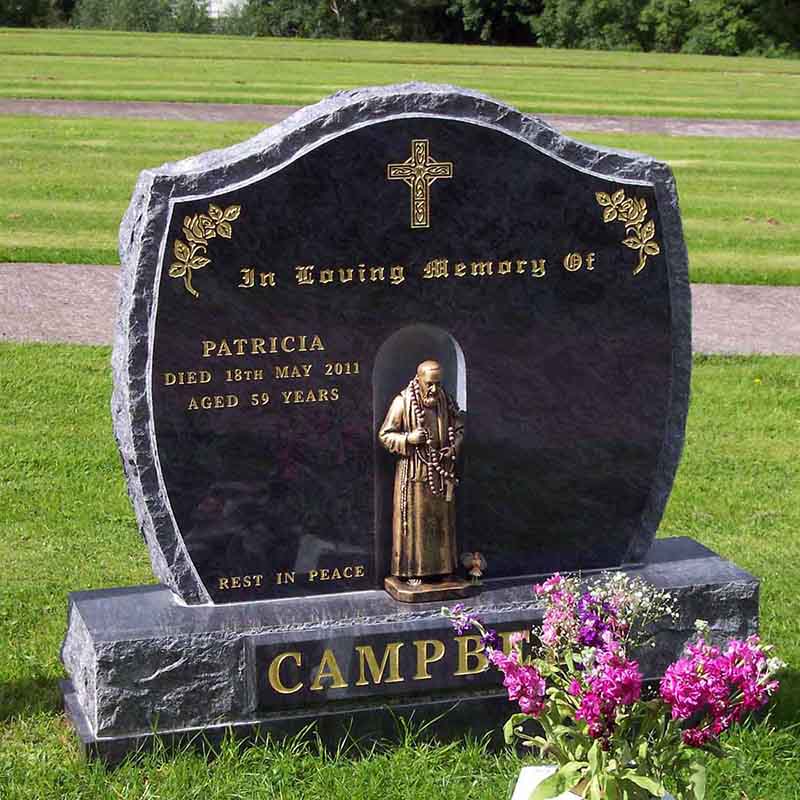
[423,259,449,279]
[387,140,454,229]
[355,643,404,686]
[268,652,303,695]
[413,639,446,680]
[239,268,254,289]
[499,630,530,655]
[310,648,348,691]
[296,265,315,285]
[454,635,489,676]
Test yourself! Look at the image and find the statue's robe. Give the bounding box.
[379,387,464,578]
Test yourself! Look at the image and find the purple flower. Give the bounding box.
[576,593,615,647]
[480,628,500,649]
[447,603,477,635]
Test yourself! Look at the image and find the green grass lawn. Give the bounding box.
[0,345,798,797]
[1,28,800,120]
[1,114,798,284]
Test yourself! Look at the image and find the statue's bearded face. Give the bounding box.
[418,366,442,408]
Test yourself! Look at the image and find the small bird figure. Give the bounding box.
[461,551,487,584]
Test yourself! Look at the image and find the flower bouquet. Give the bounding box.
[444,573,783,800]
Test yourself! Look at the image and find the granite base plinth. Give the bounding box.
[60,538,758,763]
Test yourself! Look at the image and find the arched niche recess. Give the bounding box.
[372,324,467,580]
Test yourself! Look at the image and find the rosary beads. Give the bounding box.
[408,378,458,498]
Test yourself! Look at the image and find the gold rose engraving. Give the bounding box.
[596,189,660,275]
[169,203,241,297]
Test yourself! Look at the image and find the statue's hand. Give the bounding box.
[407,428,427,445]
[439,446,453,459]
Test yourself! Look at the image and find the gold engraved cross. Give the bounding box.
[387,139,454,229]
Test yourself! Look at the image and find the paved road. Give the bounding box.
[2,99,799,138]
[1,263,798,354]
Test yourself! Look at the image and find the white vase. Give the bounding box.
[511,765,675,800]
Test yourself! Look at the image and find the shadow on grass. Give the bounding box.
[0,675,62,721]
[767,666,800,728]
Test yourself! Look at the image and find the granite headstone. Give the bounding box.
[61,84,758,760]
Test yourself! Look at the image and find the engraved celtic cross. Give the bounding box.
[387,139,453,229]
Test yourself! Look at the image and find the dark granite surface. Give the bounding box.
[114,83,691,605]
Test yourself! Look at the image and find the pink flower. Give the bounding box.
[489,648,547,717]
[660,634,781,747]
[534,573,565,596]
[576,691,605,737]
[572,640,643,739]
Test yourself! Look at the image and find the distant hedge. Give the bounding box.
[4,0,798,57]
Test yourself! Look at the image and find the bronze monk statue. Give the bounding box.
[379,360,470,602]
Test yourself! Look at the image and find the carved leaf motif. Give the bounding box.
[183,226,204,245]
[596,192,612,207]
[216,221,233,239]
[611,189,626,205]
[623,236,643,250]
[641,219,656,242]
[174,239,190,261]
[190,256,210,269]
[223,204,241,221]
[644,242,661,256]
[169,263,187,278]
[603,206,618,223]
[208,204,223,221]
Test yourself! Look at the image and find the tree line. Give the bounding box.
[3,0,798,56]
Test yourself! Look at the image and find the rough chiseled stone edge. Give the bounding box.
[60,600,98,732]
[113,82,691,604]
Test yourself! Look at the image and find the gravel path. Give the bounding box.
[2,99,799,138]
[1,263,798,354]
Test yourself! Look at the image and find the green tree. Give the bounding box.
[173,0,212,33]
[639,0,696,52]
[533,0,647,50]
[73,0,172,30]
[1,0,55,26]
[753,0,800,52]
[72,0,104,26]
[681,0,763,55]
[446,0,540,43]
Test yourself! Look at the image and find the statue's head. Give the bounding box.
[416,360,442,408]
